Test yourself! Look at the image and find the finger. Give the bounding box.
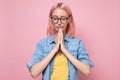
[59,28,62,31]
[58,31,63,38]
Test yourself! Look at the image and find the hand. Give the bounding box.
[53,29,67,54]
[58,29,67,53]
[52,29,62,53]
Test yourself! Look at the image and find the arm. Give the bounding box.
[29,44,59,78]
[28,30,62,78]
[59,30,93,76]
[62,49,91,76]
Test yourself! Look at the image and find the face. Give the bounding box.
[50,8,70,34]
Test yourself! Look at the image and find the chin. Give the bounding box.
[55,28,59,32]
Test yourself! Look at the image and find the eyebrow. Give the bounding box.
[51,15,69,18]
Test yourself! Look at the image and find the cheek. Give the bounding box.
[53,24,57,29]
[63,24,68,29]
[50,22,56,29]
[53,24,59,31]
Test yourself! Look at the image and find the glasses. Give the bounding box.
[50,16,70,24]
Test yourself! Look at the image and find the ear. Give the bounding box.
[49,16,53,25]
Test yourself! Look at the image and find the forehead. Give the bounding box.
[52,8,68,17]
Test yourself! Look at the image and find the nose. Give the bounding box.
[57,19,61,25]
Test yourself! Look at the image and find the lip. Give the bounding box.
[56,26,63,29]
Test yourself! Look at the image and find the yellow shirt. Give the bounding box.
[50,52,68,80]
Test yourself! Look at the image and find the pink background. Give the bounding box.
[0,0,119,80]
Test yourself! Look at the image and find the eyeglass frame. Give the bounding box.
[50,15,71,24]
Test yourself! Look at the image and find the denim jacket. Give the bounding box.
[27,34,94,80]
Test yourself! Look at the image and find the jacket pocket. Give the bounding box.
[69,50,77,58]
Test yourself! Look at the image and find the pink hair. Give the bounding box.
[47,3,76,37]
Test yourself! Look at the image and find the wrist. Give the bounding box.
[61,47,67,53]
[53,45,59,53]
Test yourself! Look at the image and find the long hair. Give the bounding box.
[47,3,75,37]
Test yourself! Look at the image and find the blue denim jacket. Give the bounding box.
[27,34,94,80]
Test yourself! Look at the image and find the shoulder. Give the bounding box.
[69,35,82,43]
[68,35,86,47]
[36,35,53,45]
[68,36,86,49]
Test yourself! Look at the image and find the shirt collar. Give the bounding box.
[49,34,70,44]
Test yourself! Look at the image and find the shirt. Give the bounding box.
[27,34,94,80]
[50,52,68,80]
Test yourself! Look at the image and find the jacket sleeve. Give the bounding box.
[26,41,44,71]
[77,40,94,67]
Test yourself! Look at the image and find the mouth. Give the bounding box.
[56,26,63,29]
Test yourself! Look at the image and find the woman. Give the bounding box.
[27,2,94,80]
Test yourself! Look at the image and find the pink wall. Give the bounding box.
[0,0,119,80]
